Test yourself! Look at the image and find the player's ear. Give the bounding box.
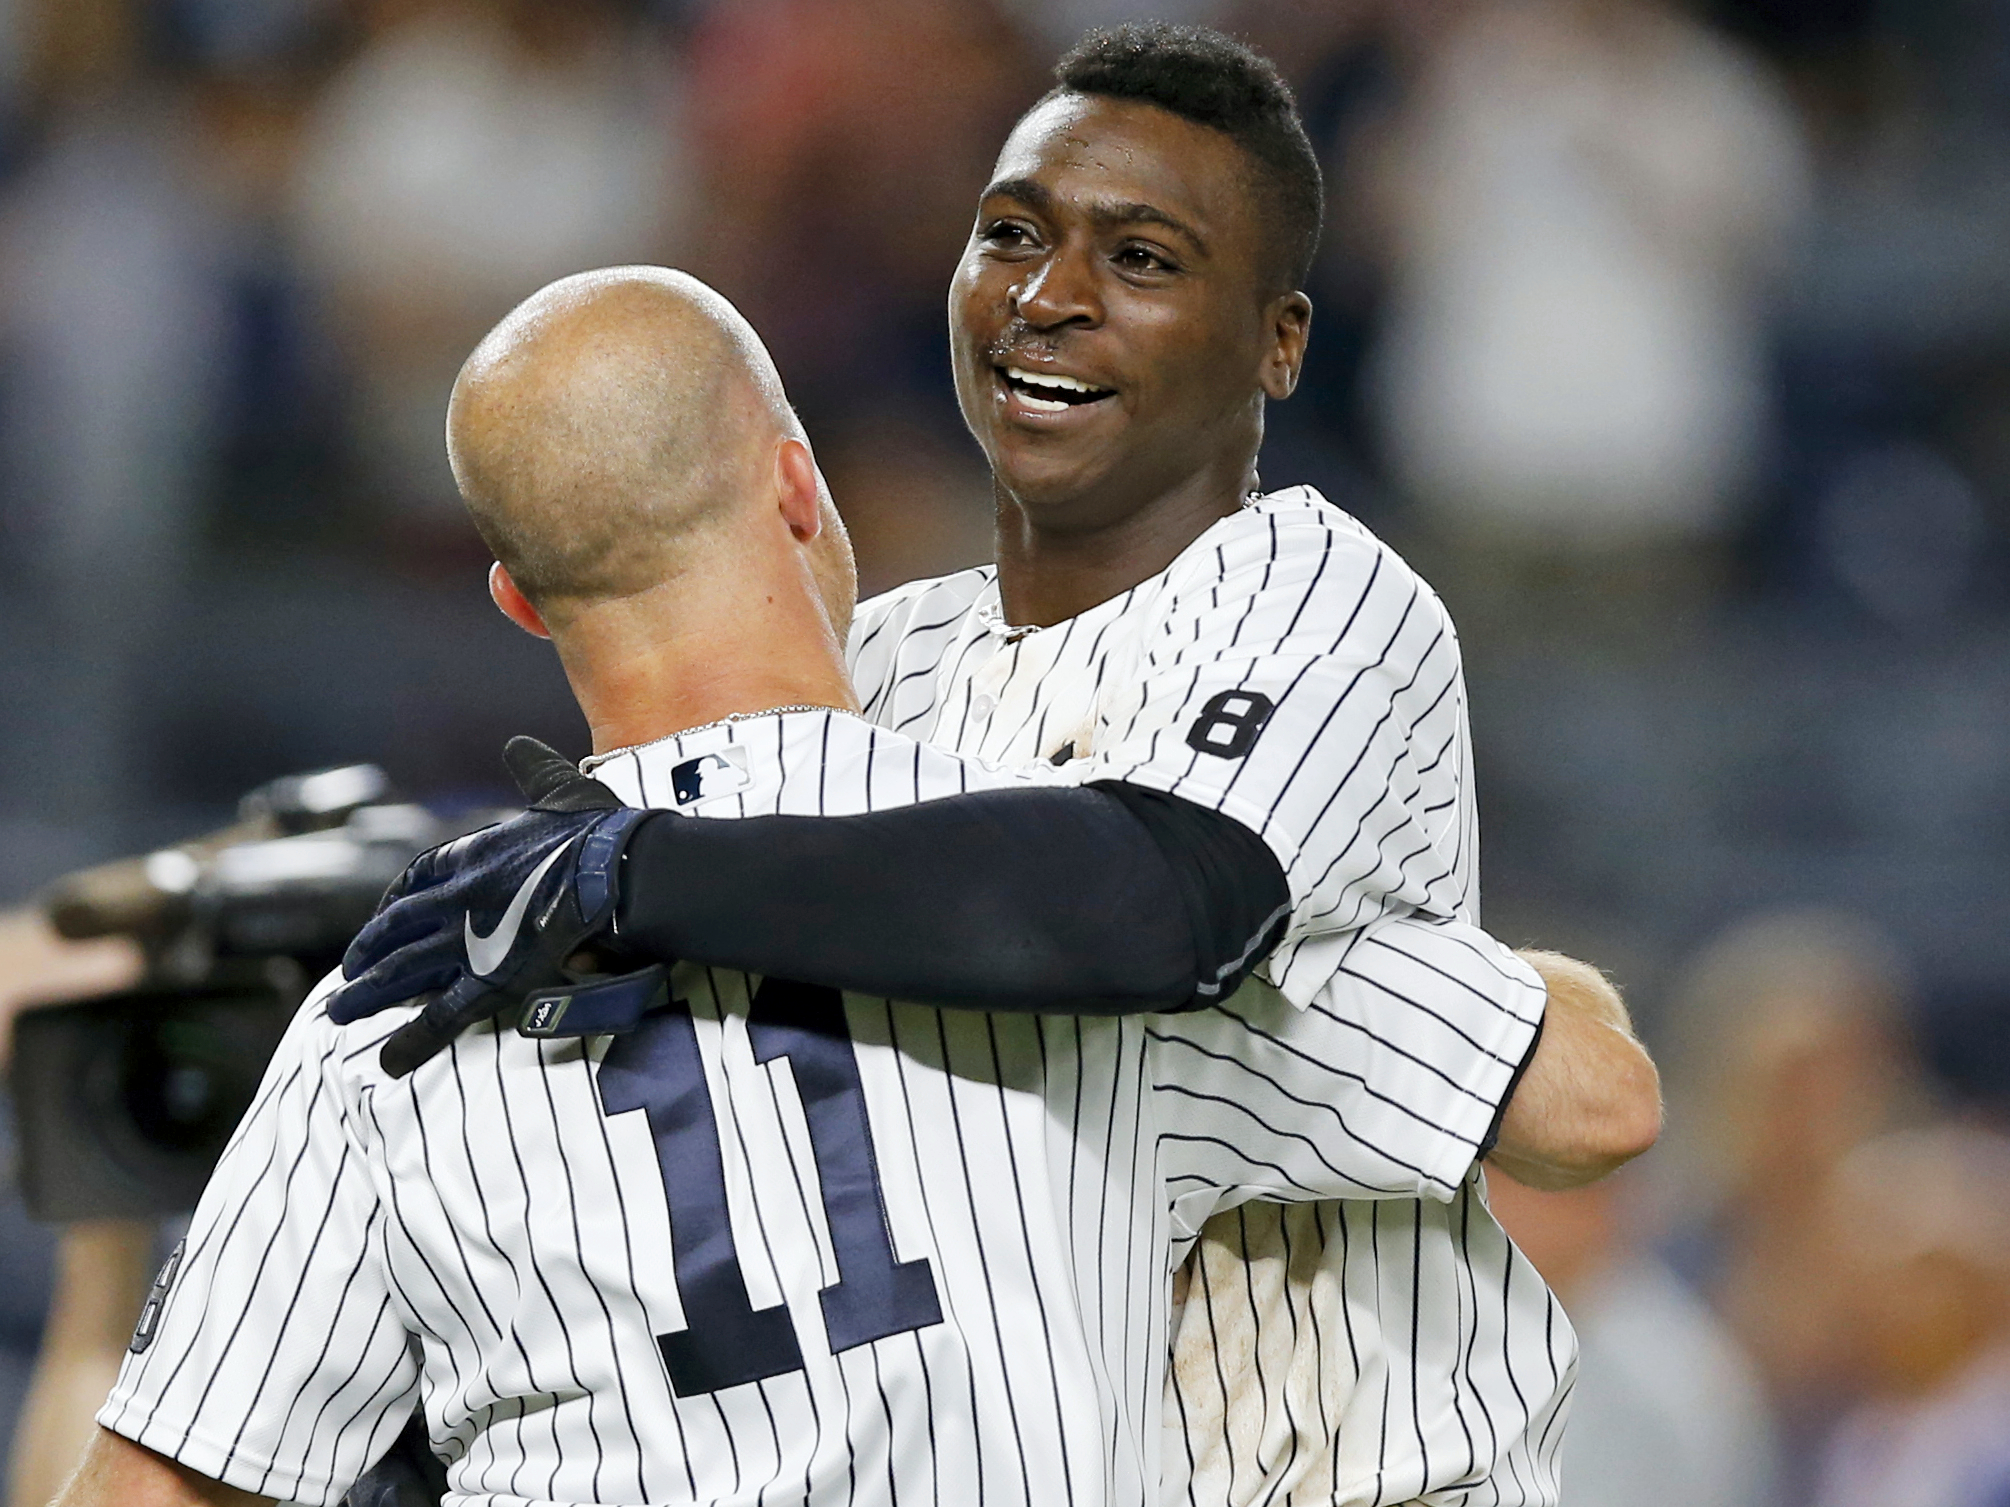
[775,436,827,543]
[489,562,551,639]
[1258,291,1312,401]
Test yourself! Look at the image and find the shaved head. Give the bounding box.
[449,267,802,614]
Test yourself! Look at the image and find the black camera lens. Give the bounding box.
[119,1017,253,1156]
[15,984,294,1221]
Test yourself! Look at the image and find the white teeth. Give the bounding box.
[1006,366,1109,395]
[1019,392,1070,413]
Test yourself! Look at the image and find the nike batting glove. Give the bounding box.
[326,736,654,1077]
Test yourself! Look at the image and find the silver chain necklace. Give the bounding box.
[589,704,846,765]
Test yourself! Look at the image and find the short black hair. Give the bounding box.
[1048,23,1323,294]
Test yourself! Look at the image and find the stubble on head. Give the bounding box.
[447,266,803,628]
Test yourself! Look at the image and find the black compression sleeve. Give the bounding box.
[1087,782,1292,1007]
[613,783,1289,1014]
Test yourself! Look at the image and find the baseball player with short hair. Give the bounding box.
[326,25,1659,1507]
[60,269,1602,1507]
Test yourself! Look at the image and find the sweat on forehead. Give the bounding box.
[447,268,793,609]
[986,94,1293,297]
[995,95,1230,201]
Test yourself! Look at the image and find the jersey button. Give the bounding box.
[970,693,997,719]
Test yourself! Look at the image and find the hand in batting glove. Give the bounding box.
[327,736,652,1077]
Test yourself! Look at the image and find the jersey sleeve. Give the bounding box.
[1148,911,1545,1232]
[98,990,420,1507]
[1074,503,1473,1006]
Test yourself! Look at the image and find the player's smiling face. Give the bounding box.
[950,94,1306,531]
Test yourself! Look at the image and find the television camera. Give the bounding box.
[15,766,495,1222]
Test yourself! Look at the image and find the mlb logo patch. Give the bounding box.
[672,745,753,806]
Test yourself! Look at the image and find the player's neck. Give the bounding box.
[990,462,1256,628]
[551,574,858,755]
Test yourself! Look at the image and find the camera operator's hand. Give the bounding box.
[327,737,651,1077]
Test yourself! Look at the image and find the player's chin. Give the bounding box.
[990,448,1122,514]
[985,424,1130,507]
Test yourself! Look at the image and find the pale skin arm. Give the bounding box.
[0,909,274,1507]
[48,1429,269,1507]
[9,1223,156,1507]
[0,909,155,1507]
[1485,949,1662,1192]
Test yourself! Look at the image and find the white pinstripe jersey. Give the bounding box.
[845,487,1576,1506]
[99,704,1544,1507]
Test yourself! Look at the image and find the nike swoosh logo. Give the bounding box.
[464,844,569,978]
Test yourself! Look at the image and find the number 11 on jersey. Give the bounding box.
[595,979,943,1397]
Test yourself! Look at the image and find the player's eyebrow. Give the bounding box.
[979,176,1054,215]
[979,177,1210,257]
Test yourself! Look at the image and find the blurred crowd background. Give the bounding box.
[0,0,2005,1504]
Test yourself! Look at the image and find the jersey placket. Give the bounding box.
[960,593,1137,767]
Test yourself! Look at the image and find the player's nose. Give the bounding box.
[1009,242,1103,330]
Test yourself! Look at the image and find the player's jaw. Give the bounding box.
[952,338,1139,528]
[963,336,1245,528]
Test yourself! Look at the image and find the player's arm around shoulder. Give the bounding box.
[52,1428,273,1507]
[1486,950,1662,1190]
[1144,916,1544,1211]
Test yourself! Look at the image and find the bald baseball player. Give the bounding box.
[64,269,1609,1507]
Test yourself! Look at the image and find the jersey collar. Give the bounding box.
[969,488,1324,642]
